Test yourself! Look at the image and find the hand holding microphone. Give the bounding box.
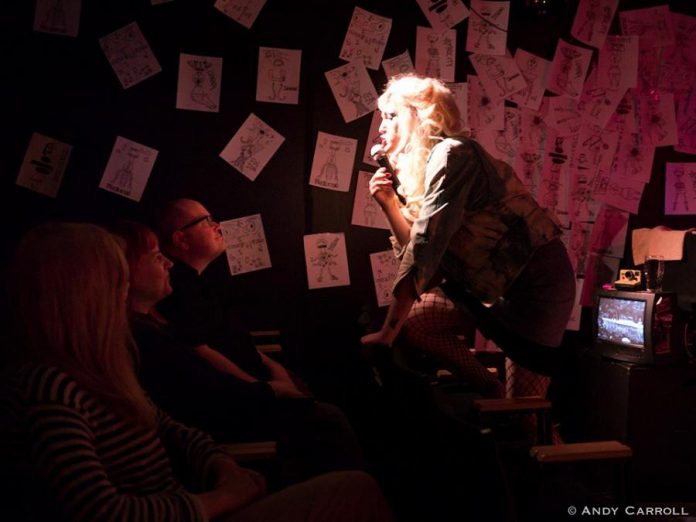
[370,144,407,205]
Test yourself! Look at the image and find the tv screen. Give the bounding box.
[597,296,646,349]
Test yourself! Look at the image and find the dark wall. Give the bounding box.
[3,0,695,354]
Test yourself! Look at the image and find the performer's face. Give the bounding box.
[378,104,414,156]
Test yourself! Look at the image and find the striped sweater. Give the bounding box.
[0,364,226,522]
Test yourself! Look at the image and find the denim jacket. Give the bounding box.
[393,136,562,304]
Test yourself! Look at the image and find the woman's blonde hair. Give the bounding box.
[10,222,155,427]
[378,74,464,207]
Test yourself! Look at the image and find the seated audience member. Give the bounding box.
[0,222,391,522]
[110,220,366,483]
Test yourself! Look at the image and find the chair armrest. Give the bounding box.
[250,330,283,355]
[530,441,632,463]
[220,441,278,463]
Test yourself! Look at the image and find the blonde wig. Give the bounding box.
[378,74,464,211]
[10,222,155,426]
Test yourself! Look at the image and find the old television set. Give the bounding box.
[594,289,685,365]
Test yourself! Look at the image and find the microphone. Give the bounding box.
[370,145,407,205]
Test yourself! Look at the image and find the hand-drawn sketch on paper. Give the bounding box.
[665,163,696,216]
[467,75,504,131]
[470,53,526,101]
[304,233,350,289]
[448,82,468,129]
[570,0,618,49]
[639,93,677,147]
[465,0,509,56]
[676,88,696,154]
[619,5,675,49]
[508,49,551,111]
[382,51,415,79]
[176,53,222,112]
[416,0,469,33]
[593,167,645,214]
[214,0,267,29]
[99,136,158,202]
[577,69,625,129]
[220,114,284,181]
[325,62,378,123]
[256,47,301,104]
[565,221,593,276]
[475,107,520,167]
[309,132,357,192]
[99,22,161,89]
[361,111,382,167]
[597,35,638,90]
[352,171,390,230]
[220,214,272,275]
[16,133,72,198]
[415,26,456,82]
[339,7,391,70]
[34,0,81,37]
[370,249,401,307]
[547,39,592,100]
[546,95,582,137]
[587,204,628,258]
[538,133,571,225]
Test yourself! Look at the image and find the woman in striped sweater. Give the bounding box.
[1,223,391,522]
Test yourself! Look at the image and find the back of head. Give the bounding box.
[151,198,196,249]
[108,219,158,275]
[10,222,154,425]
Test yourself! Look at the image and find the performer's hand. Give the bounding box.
[369,168,398,207]
[360,330,393,348]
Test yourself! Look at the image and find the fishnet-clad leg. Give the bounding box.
[505,358,562,444]
[403,288,504,398]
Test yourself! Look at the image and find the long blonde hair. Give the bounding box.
[378,74,464,210]
[10,223,155,427]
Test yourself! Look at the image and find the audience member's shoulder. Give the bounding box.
[9,363,90,411]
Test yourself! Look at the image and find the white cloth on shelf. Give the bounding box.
[631,226,696,265]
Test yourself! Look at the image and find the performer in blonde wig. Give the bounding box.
[362,74,575,398]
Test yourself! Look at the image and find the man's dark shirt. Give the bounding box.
[156,259,269,379]
[130,313,278,441]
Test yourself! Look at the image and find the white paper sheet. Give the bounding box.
[325,62,378,123]
[256,47,301,104]
[547,39,593,100]
[415,26,456,82]
[469,53,526,101]
[467,75,504,131]
[339,7,391,71]
[619,4,675,49]
[370,249,401,307]
[465,0,509,56]
[176,53,222,112]
[508,49,551,111]
[99,136,158,202]
[309,132,357,192]
[382,51,415,79]
[351,171,390,230]
[304,233,350,289]
[220,214,272,275]
[570,0,619,49]
[597,35,638,90]
[219,114,284,181]
[447,82,468,130]
[99,22,161,89]
[664,163,696,216]
[214,0,267,29]
[416,0,469,33]
[16,133,72,198]
[34,0,81,37]
[361,111,383,167]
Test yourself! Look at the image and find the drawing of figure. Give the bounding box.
[425,35,441,78]
[543,137,568,211]
[607,43,623,89]
[188,60,218,110]
[688,170,696,194]
[484,57,509,97]
[582,125,609,166]
[645,99,669,145]
[109,147,139,193]
[311,237,339,283]
[336,68,370,117]
[232,126,269,172]
[473,5,504,51]
[520,151,541,192]
[268,58,287,101]
[572,155,593,219]
[609,183,641,201]
[672,167,689,212]
[570,223,591,276]
[41,0,67,33]
[556,47,582,97]
[364,191,378,226]
[477,95,497,128]
[624,134,644,177]
[574,0,600,42]
[317,140,340,188]
[517,56,540,105]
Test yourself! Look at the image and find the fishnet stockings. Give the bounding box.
[402,288,505,398]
